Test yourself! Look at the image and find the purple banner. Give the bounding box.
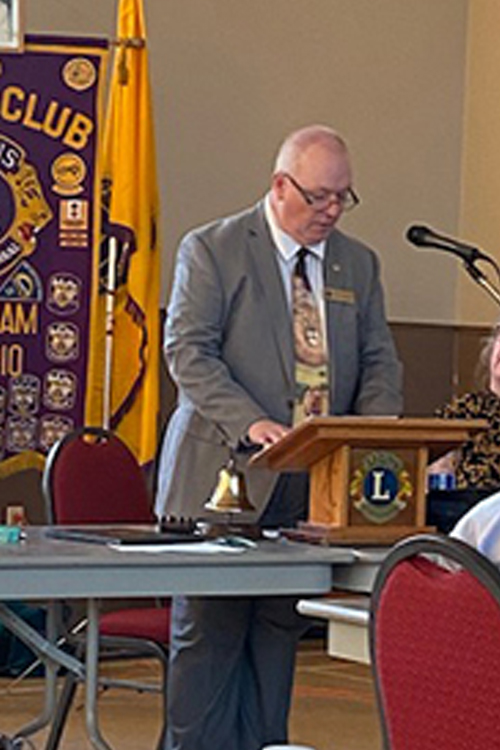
[0,35,107,469]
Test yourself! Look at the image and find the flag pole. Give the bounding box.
[102,236,118,430]
[87,0,161,464]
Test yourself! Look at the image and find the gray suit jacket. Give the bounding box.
[155,201,402,520]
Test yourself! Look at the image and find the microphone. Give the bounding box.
[406,224,486,264]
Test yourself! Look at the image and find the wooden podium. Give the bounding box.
[250,417,487,544]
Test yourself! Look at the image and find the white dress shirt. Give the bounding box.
[450,491,500,563]
[264,194,327,342]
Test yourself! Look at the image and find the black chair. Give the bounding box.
[370,533,500,750]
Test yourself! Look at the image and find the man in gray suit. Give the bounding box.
[156,124,402,750]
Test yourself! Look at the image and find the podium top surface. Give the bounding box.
[249,416,488,471]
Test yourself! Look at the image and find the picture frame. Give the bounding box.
[0,0,24,53]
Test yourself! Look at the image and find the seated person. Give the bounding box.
[428,321,500,491]
[450,490,500,564]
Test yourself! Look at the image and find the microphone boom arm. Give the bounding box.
[463,259,500,308]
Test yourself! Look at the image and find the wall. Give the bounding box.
[391,321,490,416]
[25,0,468,321]
[458,0,500,325]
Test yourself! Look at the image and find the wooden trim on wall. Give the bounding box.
[390,321,491,416]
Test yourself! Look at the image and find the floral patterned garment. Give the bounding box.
[436,390,500,490]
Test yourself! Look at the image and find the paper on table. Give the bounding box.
[108,541,247,554]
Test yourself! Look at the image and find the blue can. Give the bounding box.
[428,472,456,491]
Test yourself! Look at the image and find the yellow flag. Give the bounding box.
[85,0,160,465]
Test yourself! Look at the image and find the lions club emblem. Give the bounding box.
[0,135,53,278]
[349,451,413,524]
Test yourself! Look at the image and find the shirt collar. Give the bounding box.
[264,193,325,262]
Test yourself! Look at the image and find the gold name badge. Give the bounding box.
[324,287,355,304]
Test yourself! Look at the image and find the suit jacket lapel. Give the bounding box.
[246,203,295,391]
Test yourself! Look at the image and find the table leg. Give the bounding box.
[0,601,84,739]
[19,602,58,736]
[85,598,113,750]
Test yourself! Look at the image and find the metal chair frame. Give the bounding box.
[41,426,169,750]
[370,533,500,750]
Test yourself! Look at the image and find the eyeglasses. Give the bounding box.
[283,172,360,212]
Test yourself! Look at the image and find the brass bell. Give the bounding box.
[204,457,255,513]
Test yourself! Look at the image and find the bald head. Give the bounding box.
[270,124,354,245]
[273,125,349,175]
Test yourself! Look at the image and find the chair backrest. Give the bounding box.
[42,426,153,524]
[370,533,500,750]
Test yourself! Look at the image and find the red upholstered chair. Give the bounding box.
[42,426,170,750]
[369,533,500,750]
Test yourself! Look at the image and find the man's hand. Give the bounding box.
[247,419,290,447]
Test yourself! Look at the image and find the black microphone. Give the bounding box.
[406,224,486,264]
